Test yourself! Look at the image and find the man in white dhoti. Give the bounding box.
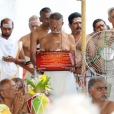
[0,18,30,80]
[40,12,77,101]
[68,12,96,92]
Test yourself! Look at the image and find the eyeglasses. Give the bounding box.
[96,86,107,91]
[17,81,24,89]
[1,84,18,91]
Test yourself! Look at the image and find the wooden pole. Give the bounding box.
[81,0,86,94]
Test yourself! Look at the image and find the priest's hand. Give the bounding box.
[2,56,15,62]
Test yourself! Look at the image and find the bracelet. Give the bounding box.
[15,58,18,64]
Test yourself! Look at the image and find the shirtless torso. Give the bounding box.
[20,33,31,57]
[40,31,77,100]
[30,25,50,66]
[98,100,114,114]
[40,32,76,51]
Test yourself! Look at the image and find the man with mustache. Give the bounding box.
[40,12,77,101]
[88,76,114,114]
[68,12,95,90]
[68,12,82,75]
[0,18,31,80]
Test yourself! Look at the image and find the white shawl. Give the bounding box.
[0,35,21,80]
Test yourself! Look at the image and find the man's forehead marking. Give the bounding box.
[73,18,82,22]
[2,24,12,28]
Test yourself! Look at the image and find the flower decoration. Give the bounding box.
[26,74,52,95]
[0,104,11,114]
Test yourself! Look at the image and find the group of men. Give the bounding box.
[0,6,114,114]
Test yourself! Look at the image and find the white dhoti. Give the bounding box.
[44,71,77,101]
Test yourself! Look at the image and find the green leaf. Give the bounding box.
[35,77,50,91]
[26,78,36,88]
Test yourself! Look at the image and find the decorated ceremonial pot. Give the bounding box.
[26,74,52,114]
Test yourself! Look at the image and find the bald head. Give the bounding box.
[0,79,15,91]
[29,15,41,31]
[0,79,18,99]
[1,18,14,28]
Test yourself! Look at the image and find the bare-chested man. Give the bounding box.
[40,12,77,101]
[20,15,40,58]
[0,79,29,114]
[68,12,97,90]
[68,12,82,74]
[88,76,114,114]
[30,7,52,66]
[19,15,40,78]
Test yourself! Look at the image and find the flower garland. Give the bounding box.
[0,104,11,114]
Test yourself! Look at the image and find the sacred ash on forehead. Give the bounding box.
[29,21,40,26]
[2,23,12,28]
[73,17,82,23]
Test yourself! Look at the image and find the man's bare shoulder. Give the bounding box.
[62,32,73,38]
[110,28,114,30]
[33,25,43,34]
[19,33,30,42]
[67,33,75,41]
[106,100,114,114]
[41,33,50,41]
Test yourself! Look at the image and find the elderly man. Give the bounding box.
[0,18,31,80]
[45,94,100,114]
[40,12,77,101]
[19,15,41,78]
[30,7,52,67]
[88,76,114,114]
[0,79,29,113]
[20,15,41,58]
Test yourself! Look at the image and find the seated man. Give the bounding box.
[88,76,114,114]
[12,78,30,113]
[0,79,29,114]
[45,94,100,114]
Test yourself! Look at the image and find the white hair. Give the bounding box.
[29,15,39,22]
[46,94,100,114]
[107,7,114,17]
